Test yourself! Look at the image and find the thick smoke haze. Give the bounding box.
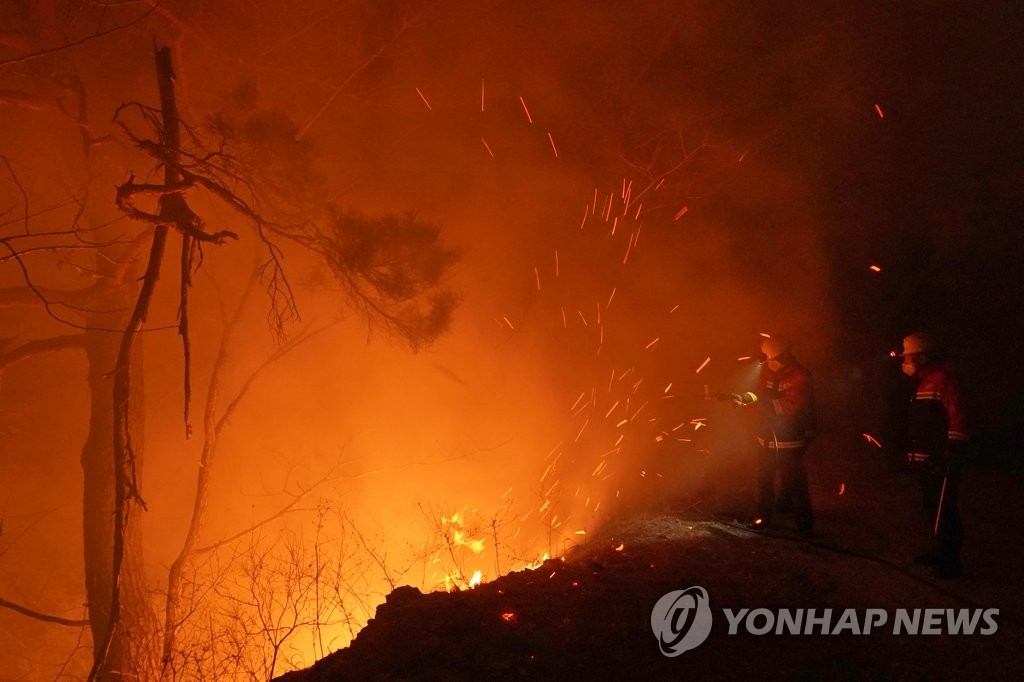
[2,1,1021,678]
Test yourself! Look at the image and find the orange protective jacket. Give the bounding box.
[749,359,816,450]
[906,362,969,462]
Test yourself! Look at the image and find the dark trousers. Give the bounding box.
[757,445,813,534]
[918,460,963,568]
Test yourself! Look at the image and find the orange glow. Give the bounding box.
[0,6,869,677]
[869,264,882,272]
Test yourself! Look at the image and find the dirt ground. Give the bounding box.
[277,430,1024,681]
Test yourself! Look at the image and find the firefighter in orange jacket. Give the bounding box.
[734,336,817,537]
[899,331,968,578]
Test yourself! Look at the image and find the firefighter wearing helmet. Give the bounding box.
[734,335,817,537]
[899,331,969,578]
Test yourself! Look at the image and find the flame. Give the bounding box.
[469,570,483,588]
[501,612,516,622]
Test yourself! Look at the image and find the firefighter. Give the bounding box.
[733,335,817,537]
[898,331,968,578]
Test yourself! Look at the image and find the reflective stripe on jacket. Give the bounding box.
[907,362,968,458]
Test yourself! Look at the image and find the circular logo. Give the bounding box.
[651,586,713,656]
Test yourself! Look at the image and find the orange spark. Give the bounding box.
[622,232,635,264]
[502,316,515,330]
[554,250,560,277]
[547,132,559,158]
[669,304,680,313]
[561,306,567,328]
[415,87,432,110]
[645,337,660,350]
[862,433,882,448]
[874,103,885,119]
[519,96,533,123]
[869,265,882,272]
[614,543,625,551]
[695,356,711,374]
[759,332,772,338]
[607,287,617,308]
[736,355,752,361]
[501,612,516,622]
[838,483,846,496]
[674,206,688,220]
[574,530,586,535]
[481,79,485,112]
[664,382,672,394]
[534,266,541,290]
[481,138,495,158]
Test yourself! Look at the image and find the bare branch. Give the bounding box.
[0,4,159,67]
[0,334,84,371]
[0,597,89,627]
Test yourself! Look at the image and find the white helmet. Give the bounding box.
[760,335,791,360]
[902,332,936,356]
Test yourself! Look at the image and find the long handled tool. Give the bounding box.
[933,468,949,538]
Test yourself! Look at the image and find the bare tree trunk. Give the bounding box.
[89,46,179,681]
[80,256,155,681]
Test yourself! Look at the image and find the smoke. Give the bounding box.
[0,0,920,673]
